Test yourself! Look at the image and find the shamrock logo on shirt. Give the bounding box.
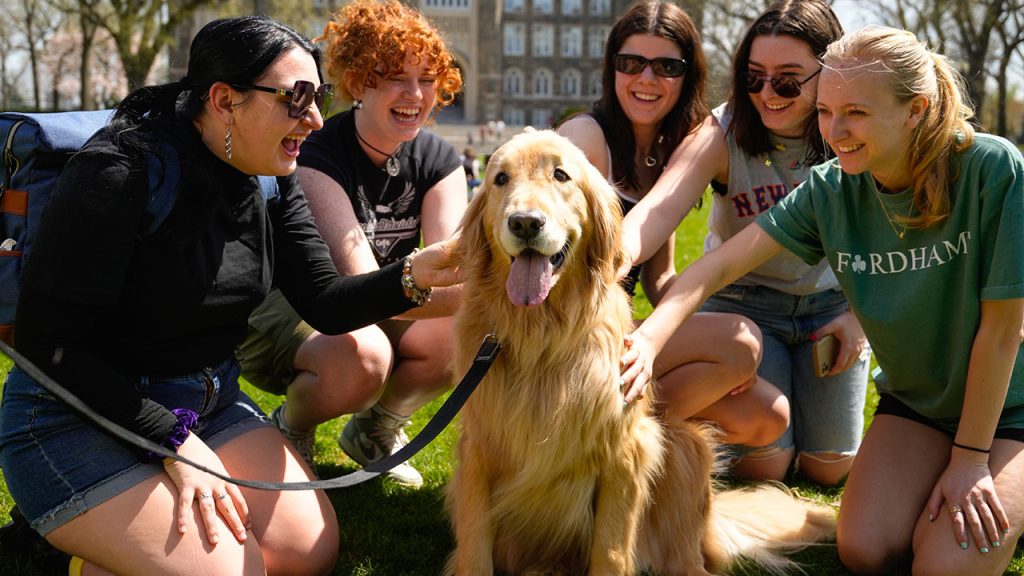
[851,255,867,273]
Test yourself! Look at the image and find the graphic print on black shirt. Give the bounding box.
[354,178,420,262]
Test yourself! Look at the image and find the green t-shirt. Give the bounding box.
[758,133,1024,430]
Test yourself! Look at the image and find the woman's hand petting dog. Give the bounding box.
[620,333,651,403]
[409,237,464,289]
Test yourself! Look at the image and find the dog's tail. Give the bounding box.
[703,483,836,575]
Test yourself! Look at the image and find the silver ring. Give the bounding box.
[950,504,963,515]
[216,493,228,501]
[198,492,212,501]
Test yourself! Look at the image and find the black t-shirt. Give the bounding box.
[16,118,413,444]
[297,110,461,265]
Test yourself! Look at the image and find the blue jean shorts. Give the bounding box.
[702,283,869,456]
[0,358,272,535]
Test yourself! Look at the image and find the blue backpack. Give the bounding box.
[0,110,278,345]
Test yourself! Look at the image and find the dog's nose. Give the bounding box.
[507,210,546,241]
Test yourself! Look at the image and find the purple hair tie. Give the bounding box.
[149,408,198,460]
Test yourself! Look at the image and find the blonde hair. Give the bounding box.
[318,0,462,111]
[824,25,974,228]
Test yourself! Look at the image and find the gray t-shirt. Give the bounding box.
[706,104,837,295]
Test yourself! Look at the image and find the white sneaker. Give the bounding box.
[270,403,317,470]
[338,405,424,487]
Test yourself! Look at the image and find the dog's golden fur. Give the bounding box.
[448,130,835,576]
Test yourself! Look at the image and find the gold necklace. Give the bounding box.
[764,142,786,167]
[872,179,912,239]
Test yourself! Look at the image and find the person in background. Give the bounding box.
[0,15,458,576]
[237,0,465,488]
[462,146,482,197]
[621,0,869,485]
[558,0,790,480]
[624,25,1024,575]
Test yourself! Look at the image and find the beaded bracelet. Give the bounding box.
[952,441,990,454]
[149,408,198,460]
[402,248,433,306]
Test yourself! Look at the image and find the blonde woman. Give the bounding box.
[622,25,1023,575]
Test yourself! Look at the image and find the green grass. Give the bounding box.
[0,204,1021,575]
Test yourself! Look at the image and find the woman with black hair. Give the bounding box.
[0,15,456,575]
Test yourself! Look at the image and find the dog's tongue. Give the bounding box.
[507,252,553,306]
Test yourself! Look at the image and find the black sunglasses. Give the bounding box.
[230,80,334,118]
[744,69,821,99]
[613,54,688,78]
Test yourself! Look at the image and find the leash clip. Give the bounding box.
[475,333,501,362]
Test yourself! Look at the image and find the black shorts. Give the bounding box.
[875,393,1024,443]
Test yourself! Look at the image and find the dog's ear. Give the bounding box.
[455,170,492,272]
[579,161,630,283]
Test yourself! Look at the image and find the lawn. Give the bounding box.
[0,203,1021,575]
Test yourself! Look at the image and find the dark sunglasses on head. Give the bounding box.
[231,80,334,118]
[744,68,821,99]
[613,54,688,78]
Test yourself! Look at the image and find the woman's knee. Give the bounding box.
[259,504,339,576]
[719,314,763,376]
[838,535,904,575]
[295,328,393,408]
[263,536,338,576]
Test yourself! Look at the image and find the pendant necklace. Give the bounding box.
[355,126,402,177]
[764,142,787,167]
[872,179,912,239]
[642,135,666,168]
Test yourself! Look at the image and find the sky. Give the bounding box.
[831,0,885,31]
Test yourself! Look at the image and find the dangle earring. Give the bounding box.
[353,99,363,110]
[225,122,233,160]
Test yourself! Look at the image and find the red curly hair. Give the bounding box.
[318,0,462,109]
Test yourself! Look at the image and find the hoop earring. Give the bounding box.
[225,123,233,160]
[353,99,363,110]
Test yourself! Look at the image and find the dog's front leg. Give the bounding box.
[448,438,496,576]
[587,447,652,576]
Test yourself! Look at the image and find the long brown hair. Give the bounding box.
[727,0,842,165]
[588,0,708,192]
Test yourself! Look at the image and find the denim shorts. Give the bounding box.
[0,357,272,535]
[702,283,869,456]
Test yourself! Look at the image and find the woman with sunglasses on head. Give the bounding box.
[558,0,790,480]
[0,15,458,576]
[238,0,465,488]
[619,0,868,485]
[624,24,1024,574]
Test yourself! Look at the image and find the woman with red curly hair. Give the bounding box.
[238,0,466,487]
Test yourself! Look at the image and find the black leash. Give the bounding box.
[0,335,499,491]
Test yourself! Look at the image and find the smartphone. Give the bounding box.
[812,334,838,377]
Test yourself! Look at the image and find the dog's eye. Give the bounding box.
[494,172,509,186]
[553,168,570,182]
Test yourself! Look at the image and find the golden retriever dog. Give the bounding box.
[447,130,835,576]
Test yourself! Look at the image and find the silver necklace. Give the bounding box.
[642,135,665,168]
[355,126,402,177]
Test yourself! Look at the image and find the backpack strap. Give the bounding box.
[256,175,280,204]
[143,142,180,235]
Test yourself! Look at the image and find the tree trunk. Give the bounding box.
[79,12,97,110]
